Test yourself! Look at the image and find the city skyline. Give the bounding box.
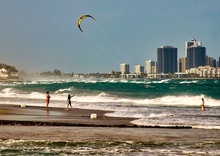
[121,38,219,75]
[0,0,220,73]
[1,37,219,75]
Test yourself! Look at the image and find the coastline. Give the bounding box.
[1,104,220,142]
[1,125,220,143]
[1,77,220,83]
[1,104,220,155]
[1,126,220,156]
[0,104,135,127]
[0,104,191,128]
[0,78,23,82]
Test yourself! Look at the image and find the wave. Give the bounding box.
[4,79,219,90]
[0,86,219,107]
[152,79,171,84]
[1,83,220,130]
[0,82,17,86]
[55,88,72,94]
[1,79,220,130]
[13,78,164,85]
[179,80,198,84]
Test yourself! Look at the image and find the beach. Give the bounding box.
[1,78,220,155]
[1,124,220,143]
[1,104,220,155]
[1,104,220,143]
[0,104,135,127]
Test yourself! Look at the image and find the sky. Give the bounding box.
[0,0,220,74]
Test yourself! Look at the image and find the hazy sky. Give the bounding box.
[0,0,220,73]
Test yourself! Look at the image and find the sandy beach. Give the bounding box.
[0,104,135,127]
[1,104,220,155]
[0,104,220,143]
[1,125,220,144]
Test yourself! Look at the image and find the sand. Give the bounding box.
[0,104,135,127]
[1,104,220,144]
[1,126,220,144]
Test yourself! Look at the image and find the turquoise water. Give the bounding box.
[0,78,220,129]
[1,78,220,155]
[5,78,220,100]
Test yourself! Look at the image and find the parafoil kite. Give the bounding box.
[77,15,95,32]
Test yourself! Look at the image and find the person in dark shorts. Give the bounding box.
[67,94,75,110]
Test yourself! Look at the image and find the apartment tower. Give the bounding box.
[120,63,130,74]
[157,46,178,74]
[145,60,156,74]
[186,38,206,69]
[134,65,144,74]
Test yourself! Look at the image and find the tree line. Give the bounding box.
[0,63,18,72]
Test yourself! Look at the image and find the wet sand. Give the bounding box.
[1,104,220,144]
[1,125,220,144]
[0,104,135,127]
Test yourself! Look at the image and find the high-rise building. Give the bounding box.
[206,56,216,67]
[217,57,220,67]
[179,57,186,73]
[157,46,177,74]
[186,39,206,69]
[120,63,130,74]
[134,65,144,74]
[179,58,182,73]
[145,60,156,74]
[185,38,202,55]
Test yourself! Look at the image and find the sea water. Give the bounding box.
[1,78,220,155]
[1,78,220,129]
[1,139,220,155]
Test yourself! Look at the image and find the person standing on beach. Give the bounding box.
[201,98,205,111]
[46,91,51,110]
[67,94,75,110]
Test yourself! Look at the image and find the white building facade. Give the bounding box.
[0,68,8,79]
[120,63,130,74]
[134,65,144,74]
[187,66,220,78]
[145,60,156,74]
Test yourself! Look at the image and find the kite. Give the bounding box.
[77,15,95,32]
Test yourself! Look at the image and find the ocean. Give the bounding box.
[1,78,220,155]
[1,78,220,129]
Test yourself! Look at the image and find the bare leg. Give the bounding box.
[46,102,49,110]
[66,103,69,110]
[70,104,73,110]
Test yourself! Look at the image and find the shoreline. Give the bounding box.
[0,104,135,127]
[1,126,220,156]
[0,125,220,143]
[0,78,23,82]
[0,104,191,129]
[1,77,220,82]
[1,104,220,147]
